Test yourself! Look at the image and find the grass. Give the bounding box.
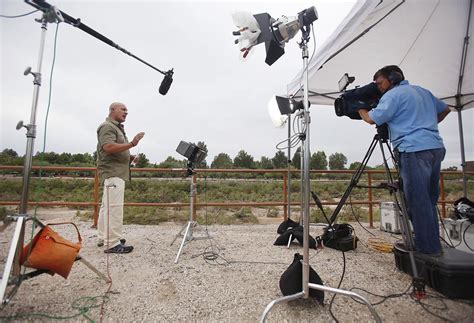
[1,175,471,225]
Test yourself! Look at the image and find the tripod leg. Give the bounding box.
[170,223,187,246]
[328,136,379,225]
[77,256,110,283]
[174,222,192,263]
[0,217,25,304]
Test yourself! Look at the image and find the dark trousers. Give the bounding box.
[399,148,445,254]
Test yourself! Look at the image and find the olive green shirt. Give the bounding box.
[96,117,130,183]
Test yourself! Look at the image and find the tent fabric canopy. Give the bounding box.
[287,0,473,111]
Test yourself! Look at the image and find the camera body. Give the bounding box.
[334,82,381,120]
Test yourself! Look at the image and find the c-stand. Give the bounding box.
[260,28,381,323]
[170,161,210,263]
[0,8,107,305]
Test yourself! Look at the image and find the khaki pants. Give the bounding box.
[98,177,125,248]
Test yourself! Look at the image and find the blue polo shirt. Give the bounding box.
[369,80,447,152]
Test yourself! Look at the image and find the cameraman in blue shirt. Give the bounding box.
[359,65,450,255]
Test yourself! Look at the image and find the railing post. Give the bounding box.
[368,171,373,228]
[192,173,197,221]
[283,172,288,221]
[92,169,99,228]
[440,172,446,218]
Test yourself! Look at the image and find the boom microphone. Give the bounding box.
[159,69,174,95]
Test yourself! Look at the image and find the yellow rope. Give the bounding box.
[367,237,394,253]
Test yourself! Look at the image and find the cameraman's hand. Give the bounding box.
[358,109,375,125]
[131,132,145,146]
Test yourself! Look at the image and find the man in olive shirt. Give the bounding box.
[96,102,144,253]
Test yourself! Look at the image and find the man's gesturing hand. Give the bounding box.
[130,132,145,146]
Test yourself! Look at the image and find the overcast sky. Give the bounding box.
[1,0,472,168]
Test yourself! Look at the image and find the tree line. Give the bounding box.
[0,147,357,170]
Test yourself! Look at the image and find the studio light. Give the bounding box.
[268,95,306,125]
[267,96,288,128]
[176,141,207,164]
[338,73,355,92]
[232,6,318,65]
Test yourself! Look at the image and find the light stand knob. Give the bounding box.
[24,66,41,85]
[23,67,32,76]
[16,121,25,130]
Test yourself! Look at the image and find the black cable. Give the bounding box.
[193,176,263,266]
[0,10,39,18]
[328,251,346,323]
[410,293,455,323]
[350,284,411,306]
[348,194,375,237]
[292,110,300,135]
[350,283,460,323]
[437,205,458,248]
[193,179,306,266]
[192,243,289,267]
[275,133,302,151]
[195,175,226,265]
[462,221,473,251]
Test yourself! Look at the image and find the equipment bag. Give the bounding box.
[20,222,82,279]
[453,197,474,221]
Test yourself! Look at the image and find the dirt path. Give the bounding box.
[1,208,473,322]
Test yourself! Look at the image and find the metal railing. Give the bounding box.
[0,165,471,227]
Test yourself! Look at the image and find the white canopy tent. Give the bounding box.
[287,0,473,196]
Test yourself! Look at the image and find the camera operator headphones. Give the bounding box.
[388,71,403,85]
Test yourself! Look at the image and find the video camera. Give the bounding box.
[334,79,381,120]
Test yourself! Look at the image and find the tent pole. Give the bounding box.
[455,0,472,198]
[456,107,467,198]
[287,113,292,219]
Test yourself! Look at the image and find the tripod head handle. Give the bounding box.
[186,160,195,176]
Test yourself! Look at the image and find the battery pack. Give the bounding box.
[380,202,413,234]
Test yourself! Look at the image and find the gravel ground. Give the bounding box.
[1,208,473,322]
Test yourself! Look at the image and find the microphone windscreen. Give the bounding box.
[159,73,173,95]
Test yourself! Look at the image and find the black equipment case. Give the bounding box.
[394,242,474,299]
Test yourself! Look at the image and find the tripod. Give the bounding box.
[326,124,421,292]
[0,9,107,305]
[170,162,210,263]
[260,28,381,323]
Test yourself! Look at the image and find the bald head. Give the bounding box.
[108,102,128,123]
[109,102,126,114]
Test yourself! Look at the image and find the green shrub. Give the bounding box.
[266,207,280,218]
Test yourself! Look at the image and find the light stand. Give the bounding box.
[170,162,210,263]
[259,31,381,323]
[0,9,107,305]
